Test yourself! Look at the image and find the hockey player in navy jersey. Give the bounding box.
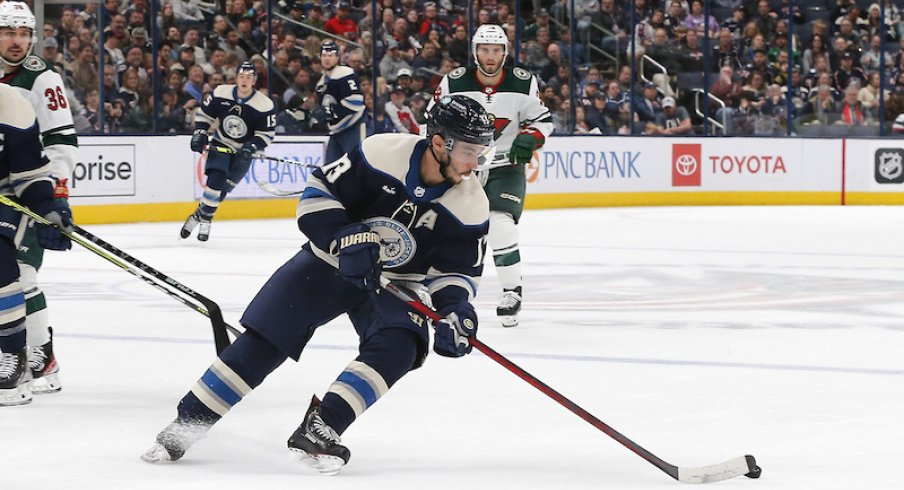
[317,40,365,164]
[142,95,495,474]
[181,61,276,241]
[0,85,74,406]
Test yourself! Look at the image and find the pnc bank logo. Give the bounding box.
[672,144,701,187]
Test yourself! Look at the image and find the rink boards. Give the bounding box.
[68,135,904,224]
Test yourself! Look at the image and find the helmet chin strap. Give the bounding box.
[476,63,503,77]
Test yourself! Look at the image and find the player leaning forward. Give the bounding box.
[0,85,74,406]
[429,24,553,327]
[0,1,78,394]
[142,95,495,473]
[182,61,276,241]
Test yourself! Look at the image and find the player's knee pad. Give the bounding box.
[17,262,37,293]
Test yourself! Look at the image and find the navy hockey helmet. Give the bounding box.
[427,95,494,148]
[320,40,339,56]
[237,60,256,77]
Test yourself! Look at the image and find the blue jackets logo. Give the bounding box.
[363,217,416,268]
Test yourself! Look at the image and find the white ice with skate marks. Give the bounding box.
[4,206,904,489]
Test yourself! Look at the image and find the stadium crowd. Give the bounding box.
[33,0,904,137]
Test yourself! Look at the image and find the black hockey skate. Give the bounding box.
[0,349,33,407]
[287,395,350,475]
[197,220,211,241]
[141,418,213,463]
[497,286,522,328]
[29,327,61,394]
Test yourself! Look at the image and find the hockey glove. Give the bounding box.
[433,302,477,358]
[190,129,208,153]
[508,132,540,165]
[34,200,74,251]
[241,141,259,158]
[336,223,382,291]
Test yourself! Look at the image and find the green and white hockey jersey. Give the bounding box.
[430,66,553,157]
[1,55,78,181]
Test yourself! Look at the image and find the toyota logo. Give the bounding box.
[675,153,698,176]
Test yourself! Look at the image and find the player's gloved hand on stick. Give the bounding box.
[433,302,477,357]
[34,200,74,251]
[335,223,382,291]
[53,178,69,199]
[241,141,259,158]
[190,129,208,153]
[508,131,540,165]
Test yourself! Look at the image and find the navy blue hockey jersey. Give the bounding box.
[316,65,364,135]
[195,84,276,150]
[297,133,489,307]
[0,84,55,208]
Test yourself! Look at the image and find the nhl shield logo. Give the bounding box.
[875,149,904,184]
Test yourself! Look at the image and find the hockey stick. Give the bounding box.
[207,145,314,197]
[380,277,762,484]
[0,196,242,353]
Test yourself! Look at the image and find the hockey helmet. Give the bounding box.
[320,40,340,56]
[471,24,508,68]
[0,1,36,66]
[237,60,257,77]
[427,95,495,167]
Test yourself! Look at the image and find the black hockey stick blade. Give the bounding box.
[380,278,762,483]
[0,196,241,353]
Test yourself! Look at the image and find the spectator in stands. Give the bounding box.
[635,81,663,122]
[379,39,412,83]
[601,81,630,130]
[183,65,207,103]
[663,1,686,38]
[684,0,719,38]
[803,84,839,125]
[758,83,789,134]
[447,24,469,66]
[742,70,768,100]
[777,0,805,26]
[802,34,829,75]
[678,29,705,73]
[171,0,208,28]
[861,35,894,73]
[858,71,888,121]
[838,83,867,125]
[721,6,746,41]
[363,91,396,136]
[575,106,602,134]
[412,42,442,75]
[524,7,558,42]
[303,5,325,32]
[418,2,449,40]
[645,28,680,94]
[752,0,777,40]
[546,64,571,93]
[713,28,742,71]
[384,85,418,134]
[834,51,867,90]
[654,96,694,135]
[598,0,626,57]
[835,18,862,52]
[222,29,249,64]
[202,47,229,78]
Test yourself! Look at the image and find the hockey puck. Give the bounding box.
[745,465,762,479]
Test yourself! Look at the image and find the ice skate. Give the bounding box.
[287,395,350,475]
[141,418,212,463]
[497,286,522,328]
[197,220,211,242]
[0,350,33,407]
[29,327,61,394]
[180,211,201,239]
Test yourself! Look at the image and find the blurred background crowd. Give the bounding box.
[27,0,904,137]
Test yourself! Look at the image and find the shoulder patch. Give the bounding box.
[449,67,466,79]
[22,56,47,72]
[513,67,531,81]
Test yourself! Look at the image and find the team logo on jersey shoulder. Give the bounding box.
[23,56,47,72]
[362,217,416,269]
[221,115,248,139]
[512,67,531,80]
[449,67,466,79]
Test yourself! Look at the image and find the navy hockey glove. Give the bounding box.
[34,200,74,251]
[336,223,382,291]
[508,131,541,165]
[190,129,208,153]
[241,141,259,158]
[433,302,477,358]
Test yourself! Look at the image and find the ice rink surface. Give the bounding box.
[3,205,903,489]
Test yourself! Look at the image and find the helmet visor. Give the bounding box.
[447,138,496,169]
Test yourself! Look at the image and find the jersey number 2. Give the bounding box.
[44,87,68,111]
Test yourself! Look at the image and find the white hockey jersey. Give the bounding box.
[429,66,553,156]
[1,55,78,181]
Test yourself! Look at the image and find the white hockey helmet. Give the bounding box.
[471,24,508,74]
[0,1,37,66]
